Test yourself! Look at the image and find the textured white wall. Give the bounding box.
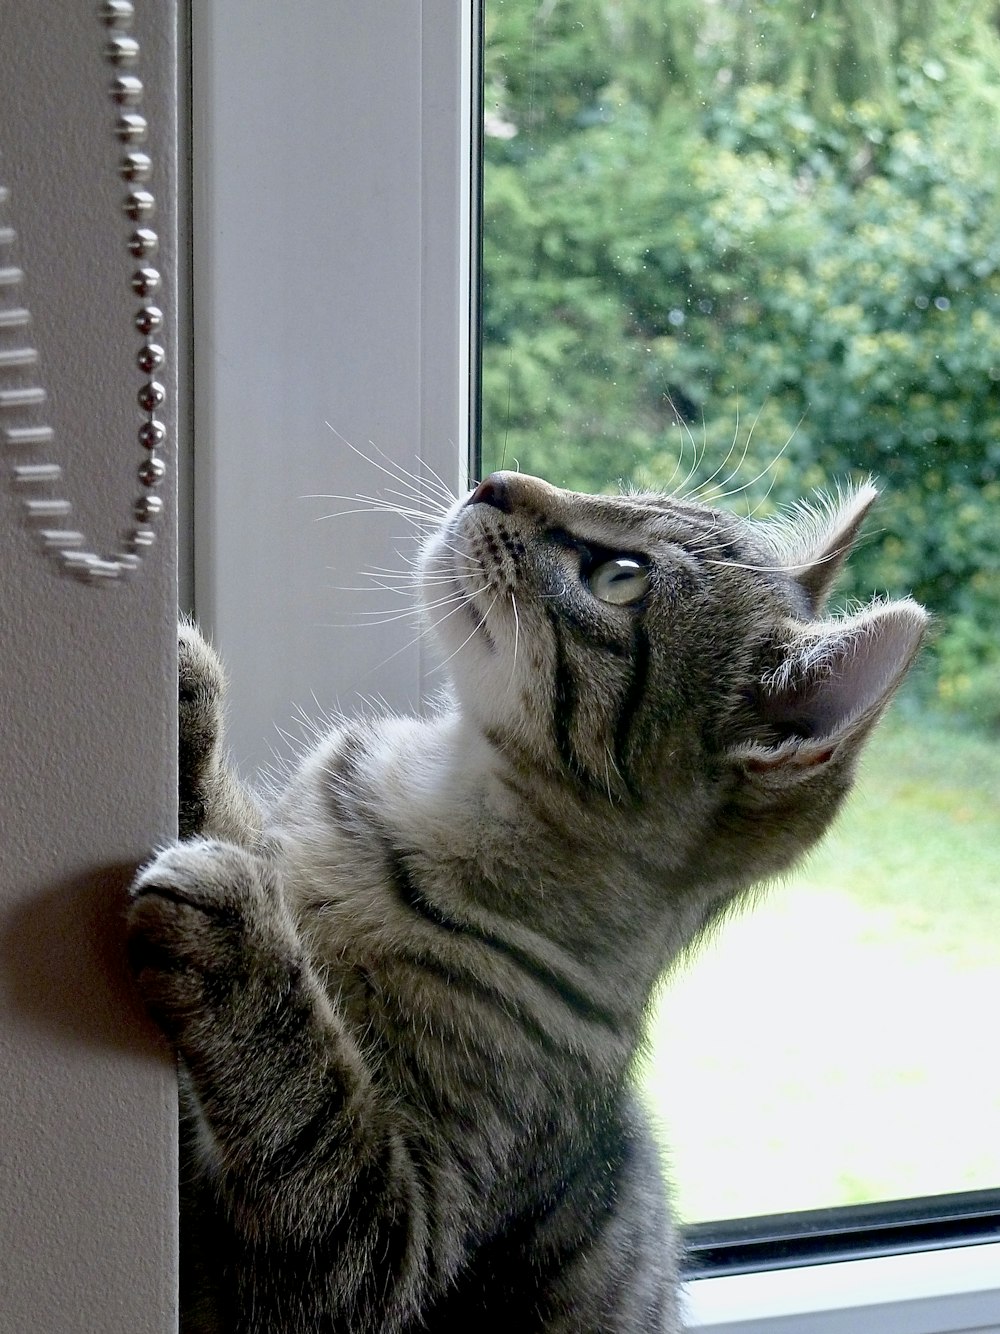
[0,3,179,1330]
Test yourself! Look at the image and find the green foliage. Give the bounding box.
[481,0,1000,722]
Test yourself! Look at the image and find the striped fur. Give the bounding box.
[129,473,926,1332]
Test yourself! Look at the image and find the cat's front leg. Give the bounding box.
[128,838,431,1331]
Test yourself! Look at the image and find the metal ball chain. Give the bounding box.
[0,0,166,581]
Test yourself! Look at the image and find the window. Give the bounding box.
[480,0,1000,1245]
[195,1,1000,1327]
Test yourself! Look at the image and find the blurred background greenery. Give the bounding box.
[481,0,1000,1222]
[481,0,1000,724]
[642,712,1000,1221]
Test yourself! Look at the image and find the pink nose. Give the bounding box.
[467,473,512,513]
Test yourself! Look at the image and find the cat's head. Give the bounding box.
[419,471,926,888]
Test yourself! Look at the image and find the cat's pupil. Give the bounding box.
[587,556,651,606]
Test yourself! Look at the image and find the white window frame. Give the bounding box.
[191,4,1000,1330]
[686,1244,1000,1333]
[191,0,476,770]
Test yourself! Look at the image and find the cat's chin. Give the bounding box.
[418,500,515,667]
[417,547,492,664]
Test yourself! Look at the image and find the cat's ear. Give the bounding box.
[770,482,879,612]
[735,599,928,777]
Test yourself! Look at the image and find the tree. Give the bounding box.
[481,0,1000,720]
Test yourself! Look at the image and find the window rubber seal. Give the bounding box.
[681,1189,1000,1278]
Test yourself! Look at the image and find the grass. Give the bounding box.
[639,711,1000,1225]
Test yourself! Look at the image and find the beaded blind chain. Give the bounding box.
[0,0,166,582]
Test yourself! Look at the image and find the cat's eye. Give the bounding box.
[586,557,651,605]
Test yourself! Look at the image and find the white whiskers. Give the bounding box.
[690,397,760,504]
[323,422,458,511]
[646,395,809,524]
[507,591,521,696]
[303,429,478,644]
[431,591,502,676]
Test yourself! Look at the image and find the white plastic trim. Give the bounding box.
[192,0,475,772]
[684,1242,1000,1333]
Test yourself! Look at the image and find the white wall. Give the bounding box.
[0,3,180,1330]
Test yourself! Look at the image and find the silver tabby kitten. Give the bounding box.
[129,470,926,1333]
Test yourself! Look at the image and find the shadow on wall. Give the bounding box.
[0,863,171,1059]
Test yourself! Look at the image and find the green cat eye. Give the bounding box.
[587,557,651,605]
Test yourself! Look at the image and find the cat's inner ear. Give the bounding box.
[769,482,879,612]
[738,599,928,774]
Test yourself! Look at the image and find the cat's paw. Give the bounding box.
[127,839,293,1042]
[177,619,263,846]
[178,619,227,839]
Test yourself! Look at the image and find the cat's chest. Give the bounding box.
[314,939,569,1170]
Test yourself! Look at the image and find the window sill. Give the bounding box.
[684,1242,1000,1333]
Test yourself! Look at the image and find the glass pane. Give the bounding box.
[481,0,1000,1224]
